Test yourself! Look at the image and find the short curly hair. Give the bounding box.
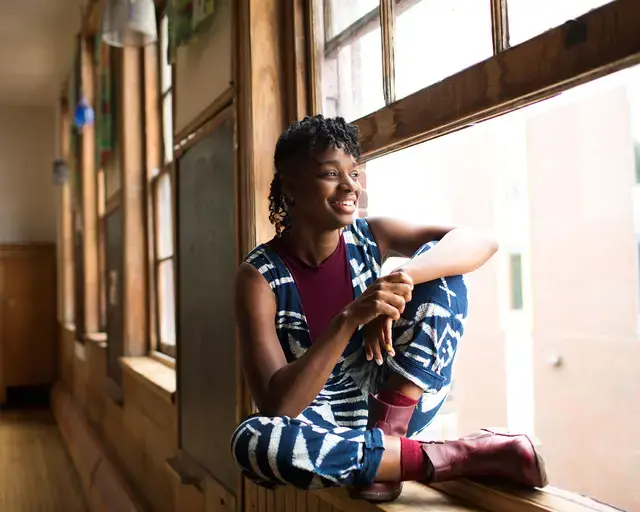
[269,115,361,236]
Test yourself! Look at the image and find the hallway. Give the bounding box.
[0,408,86,511]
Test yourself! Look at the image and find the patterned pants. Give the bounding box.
[231,245,468,490]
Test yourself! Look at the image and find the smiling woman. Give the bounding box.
[230,114,544,503]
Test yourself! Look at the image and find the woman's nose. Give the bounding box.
[339,173,356,190]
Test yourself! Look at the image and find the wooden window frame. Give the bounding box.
[307,1,640,511]
[145,9,177,361]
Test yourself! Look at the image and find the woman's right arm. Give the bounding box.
[235,263,412,418]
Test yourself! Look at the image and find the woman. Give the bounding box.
[230,115,546,502]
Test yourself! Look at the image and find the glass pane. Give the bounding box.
[163,92,174,164]
[160,15,172,93]
[158,259,176,348]
[319,7,384,121]
[508,0,614,46]
[364,64,640,511]
[155,173,173,259]
[509,253,523,310]
[395,0,493,100]
[326,0,379,39]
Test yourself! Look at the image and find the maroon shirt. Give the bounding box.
[271,234,354,343]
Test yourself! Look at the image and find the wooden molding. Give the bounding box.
[355,0,640,160]
[174,86,234,147]
[51,383,145,512]
[81,36,100,335]
[380,0,396,105]
[490,0,510,54]
[120,46,148,357]
[283,0,310,122]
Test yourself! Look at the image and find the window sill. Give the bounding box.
[119,356,176,404]
[61,321,75,333]
[316,482,483,511]
[316,480,620,512]
[431,480,622,512]
[84,332,107,348]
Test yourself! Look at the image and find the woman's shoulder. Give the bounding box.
[243,241,276,268]
[344,217,378,247]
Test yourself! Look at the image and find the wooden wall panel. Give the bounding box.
[177,110,237,492]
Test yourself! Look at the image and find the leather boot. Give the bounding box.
[422,429,548,488]
[349,393,416,503]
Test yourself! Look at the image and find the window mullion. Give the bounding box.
[380,0,396,105]
[490,0,510,54]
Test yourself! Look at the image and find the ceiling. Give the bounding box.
[0,0,84,107]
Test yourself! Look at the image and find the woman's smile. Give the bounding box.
[328,198,357,215]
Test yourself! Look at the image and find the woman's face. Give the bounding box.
[285,146,361,231]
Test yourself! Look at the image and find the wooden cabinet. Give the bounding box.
[0,244,57,403]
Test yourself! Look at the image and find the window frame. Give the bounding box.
[307,1,639,511]
[146,9,177,361]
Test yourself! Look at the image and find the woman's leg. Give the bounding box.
[230,414,387,490]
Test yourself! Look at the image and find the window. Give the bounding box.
[507,0,614,47]
[316,0,385,120]
[361,65,640,512]
[314,0,493,120]
[97,168,107,331]
[509,253,524,310]
[149,13,176,357]
[635,142,640,184]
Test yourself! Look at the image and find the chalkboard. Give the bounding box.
[105,206,124,389]
[177,110,237,492]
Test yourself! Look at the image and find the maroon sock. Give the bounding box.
[377,388,419,408]
[400,437,432,481]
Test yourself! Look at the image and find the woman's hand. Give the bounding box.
[363,315,394,365]
[344,270,413,339]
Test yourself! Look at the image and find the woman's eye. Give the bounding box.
[351,172,360,179]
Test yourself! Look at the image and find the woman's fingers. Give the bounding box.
[371,336,383,365]
[385,271,413,287]
[383,316,394,357]
[382,282,413,302]
[365,343,373,361]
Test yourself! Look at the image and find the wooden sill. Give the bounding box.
[316,483,482,511]
[432,480,624,512]
[148,349,176,369]
[84,331,107,347]
[317,480,623,512]
[119,356,176,404]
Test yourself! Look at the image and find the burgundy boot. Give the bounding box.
[349,393,416,502]
[422,429,548,488]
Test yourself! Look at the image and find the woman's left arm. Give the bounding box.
[367,217,499,285]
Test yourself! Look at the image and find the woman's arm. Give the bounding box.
[236,262,410,418]
[367,217,498,284]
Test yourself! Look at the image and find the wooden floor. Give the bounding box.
[0,408,86,511]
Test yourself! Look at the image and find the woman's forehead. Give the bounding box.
[313,146,357,166]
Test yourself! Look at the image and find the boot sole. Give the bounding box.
[349,483,403,503]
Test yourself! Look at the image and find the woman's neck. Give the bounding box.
[279,225,342,267]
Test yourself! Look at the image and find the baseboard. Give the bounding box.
[50,383,146,512]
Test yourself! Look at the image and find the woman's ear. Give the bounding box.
[280,173,294,204]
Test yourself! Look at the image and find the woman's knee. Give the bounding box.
[230,415,269,468]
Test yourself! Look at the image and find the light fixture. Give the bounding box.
[52,159,69,185]
[102,0,158,48]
